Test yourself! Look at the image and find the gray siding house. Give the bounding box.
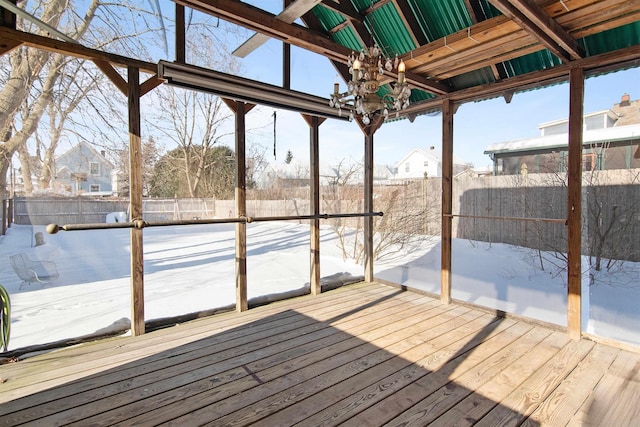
[485,94,640,175]
[53,141,114,195]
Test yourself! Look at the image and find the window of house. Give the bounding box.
[583,153,595,171]
[90,184,100,192]
[90,162,99,175]
[405,163,410,172]
[423,161,428,167]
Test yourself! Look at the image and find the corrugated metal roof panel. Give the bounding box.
[311,6,362,51]
[410,0,472,41]
[311,4,343,33]
[504,50,563,77]
[446,66,496,89]
[582,22,640,56]
[367,3,416,56]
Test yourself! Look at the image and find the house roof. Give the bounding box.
[56,141,113,168]
[395,147,469,166]
[538,109,619,130]
[484,123,640,156]
[394,148,439,167]
[177,0,640,121]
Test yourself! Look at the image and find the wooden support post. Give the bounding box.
[441,98,454,304]
[175,4,185,63]
[303,114,325,294]
[128,66,145,335]
[364,129,375,282]
[235,101,248,312]
[225,100,256,312]
[283,0,292,89]
[2,199,6,235]
[567,67,584,340]
[7,197,12,228]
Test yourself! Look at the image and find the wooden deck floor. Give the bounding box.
[1,282,639,426]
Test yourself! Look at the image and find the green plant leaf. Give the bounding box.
[0,284,10,352]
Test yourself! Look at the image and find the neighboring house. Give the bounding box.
[257,160,311,189]
[392,147,471,183]
[53,141,114,195]
[485,94,640,175]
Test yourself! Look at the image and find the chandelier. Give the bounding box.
[329,45,411,125]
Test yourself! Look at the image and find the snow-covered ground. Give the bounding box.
[1,222,639,351]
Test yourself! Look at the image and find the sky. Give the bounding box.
[230,42,640,171]
[200,2,640,171]
[17,2,638,175]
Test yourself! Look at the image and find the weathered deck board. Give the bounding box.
[1,282,639,426]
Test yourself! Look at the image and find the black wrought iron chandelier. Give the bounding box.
[329,45,411,125]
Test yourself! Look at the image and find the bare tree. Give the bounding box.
[115,136,161,197]
[500,146,640,287]
[326,159,429,263]
[0,1,169,197]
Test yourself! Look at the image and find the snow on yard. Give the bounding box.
[1,222,639,351]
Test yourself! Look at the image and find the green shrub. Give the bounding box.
[0,285,10,352]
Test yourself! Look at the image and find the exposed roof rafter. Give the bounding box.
[488,0,585,62]
[176,0,451,95]
[319,0,363,23]
[391,0,428,47]
[232,0,322,58]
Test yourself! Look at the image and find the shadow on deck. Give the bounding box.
[0,283,638,425]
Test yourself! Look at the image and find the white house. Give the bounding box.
[392,147,471,182]
[53,141,114,195]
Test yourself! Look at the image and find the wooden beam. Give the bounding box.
[322,0,369,49]
[283,0,292,90]
[398,44,640,118]
[319,0,363,22]
[93,59,128,95]
[176,3,186,63]
[0,39,20,56]
[441,98,454,305]
[233,0,322,58]
[361,0,392,15]
[510,0,585,59]
[127,66,145,336]
[139,76,164,97]
[391,0,427,47]
[233,100,248,312]
[567,66,584,340]
[176,0,450,95]
[488,0,584,61]
[0,27,157,73]
[199,0,344,60]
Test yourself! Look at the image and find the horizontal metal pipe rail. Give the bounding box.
[46,211,384,234]
[445,213,566,224]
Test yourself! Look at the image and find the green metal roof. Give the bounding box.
[305,0,639,118]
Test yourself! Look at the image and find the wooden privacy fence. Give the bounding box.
[11,169,640,261]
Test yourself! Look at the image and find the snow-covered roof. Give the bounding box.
[484,124,640,155]
[537,109,618,130]
[394,147,469,166]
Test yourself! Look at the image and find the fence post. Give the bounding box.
[2,199,6,235]
[7,198,12,229]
